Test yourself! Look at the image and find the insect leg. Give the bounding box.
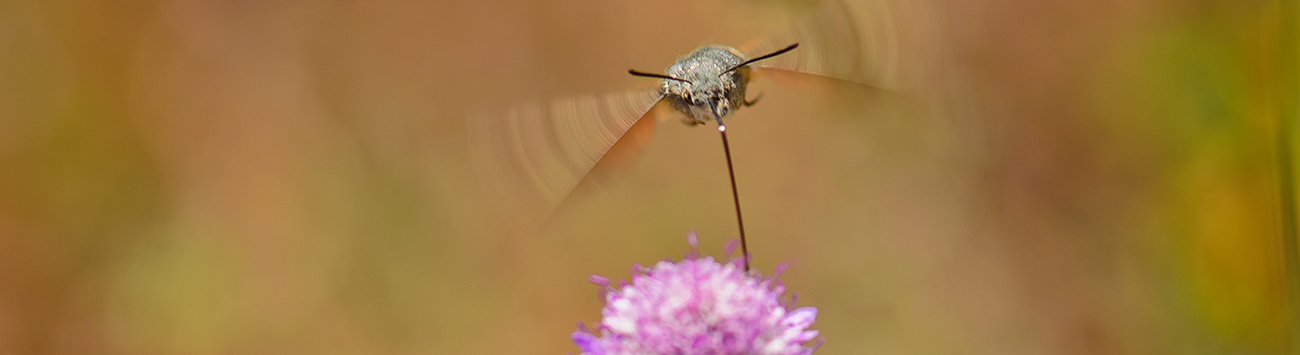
[743,92,764,107]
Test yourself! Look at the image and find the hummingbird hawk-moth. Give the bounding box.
[469,0,938,267]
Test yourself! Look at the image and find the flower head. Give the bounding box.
[572,231,821,355]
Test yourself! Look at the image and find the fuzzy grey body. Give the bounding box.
[661,45,752,126]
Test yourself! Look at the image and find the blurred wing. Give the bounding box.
[741,0,941,93]
[469,90,667,219]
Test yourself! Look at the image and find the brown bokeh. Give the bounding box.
[0,0,1292,354]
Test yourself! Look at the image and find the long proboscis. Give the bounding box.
[713,115,750,272]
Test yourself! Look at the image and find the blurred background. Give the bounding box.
[0,0,1296,354]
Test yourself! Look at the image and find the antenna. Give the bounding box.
[724,43,800,74]
[628,69,692,83]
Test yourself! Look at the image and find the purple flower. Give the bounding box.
[572,231,821,355]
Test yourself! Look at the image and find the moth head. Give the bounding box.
[628,43,799,123]
[690,76,732,116]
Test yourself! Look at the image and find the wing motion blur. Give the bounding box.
[469,90,667,218]
[741,0,941,94]
[469,0,940,221]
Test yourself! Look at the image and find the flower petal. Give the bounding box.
[571,331,603,354]
[796,330,820,342]
[784,307,818,328]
